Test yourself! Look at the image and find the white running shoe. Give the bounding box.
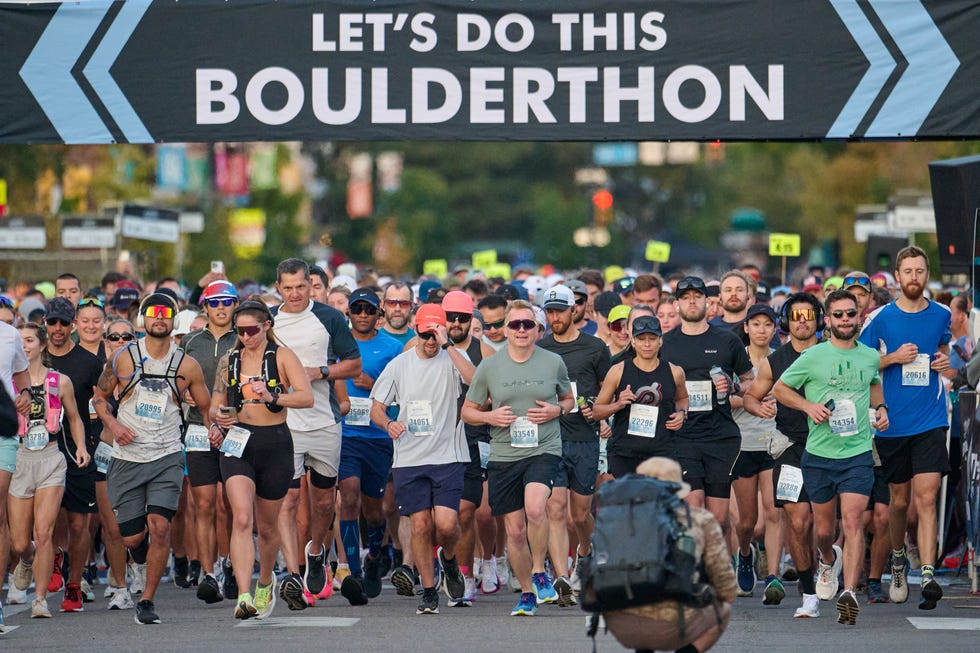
[794,593,820,618]
[108,587,134,610]
[6,573,28,605]
[129,562,147,596]
[479,558,499,594]
[815,545,842,601]
[496,556,511,587]
[31,597,52,618]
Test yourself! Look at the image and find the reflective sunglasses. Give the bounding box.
[609,319,627,333]
[485,319,506,330]
[446,312,472,324]
[236,324,263,337]
[45,317,71,327]
[78,297,105,309]
[843,275,871,290]
[384,298,412,309]
[349,303,379,316]
[418,331,437,341]
[206,298,236,308]
[831,309,858,319]
[789,308,816,321]
[507,319,537,331]
[105,332,136,342]
[143,305,175,319]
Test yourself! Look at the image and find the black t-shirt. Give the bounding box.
[661,325,752,441]
[49,344,102,471]
[539,331,611,442]
[767,343,810,443]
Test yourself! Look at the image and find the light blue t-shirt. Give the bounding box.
[857,301,951,437]
[342,331,403,440]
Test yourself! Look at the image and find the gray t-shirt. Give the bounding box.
[371,348,469,469]
[466,346,571,463]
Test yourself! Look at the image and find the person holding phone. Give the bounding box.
[8,323,90,619]
[210,300,313,621]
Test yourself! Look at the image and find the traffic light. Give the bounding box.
[592,188,614,226]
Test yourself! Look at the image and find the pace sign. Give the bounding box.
[0,0,976,144]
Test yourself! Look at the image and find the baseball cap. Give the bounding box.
[608,305,631,324]
[823,276,844,292]
[755,282,771,301]
[415,303,446,334]
[631,315,662,337]
[442,290,474,314]
[202,280,238,301]
[522,275,548,298]
[495,283,522,302]
[801,274,823,292]
[331,275,357,292]
[745,302,777,323]
[772,285,792,297]
[139,292,179,315]
[111,287,140,310]
[173,309,201,336]
[565,279,588,297]
[46,297,76,323]
[349,288,380,308]
[17,297,45,322]
[594,291,621,318]
[427,287,448,304]
[841,272,871,291]
[418,280,442,302]
[542,285,575,311]
[675,276,707,296]
[613,277,635,295]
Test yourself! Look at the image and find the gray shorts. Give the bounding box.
[107,451,184,528]
[9,444,66,499]
[292,422,342,480]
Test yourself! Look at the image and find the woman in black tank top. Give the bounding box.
[592,316,689,477]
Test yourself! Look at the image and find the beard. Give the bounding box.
[680,305,707,323]
[146,322,174,339]
[902,281,924,301]
[387,313,409,330]
[448,325,469,343]
[829,323,856,341]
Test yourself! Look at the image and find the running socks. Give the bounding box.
[340,520,362,576]
[798,565,817,596]
[367,523,387,560]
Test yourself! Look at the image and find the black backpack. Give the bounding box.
[581,474,715,614]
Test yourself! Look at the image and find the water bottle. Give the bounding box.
[709,365,728,404]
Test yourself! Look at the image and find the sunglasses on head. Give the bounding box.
[143,305,175,319]
[0,297,13,309]
[236,324,263,337]
[446,312,472,324]
[507,319,537,332]
[206,298,236,308]
[418,331,438,341]
[485,319,506,330]
[609,319,627,333]
[78,297,104,309]
[349,303,379,316]
[843,276,871,290]
[790,308,816,321]
[106,332,135,342]
[45,317,71,327]
[831,309,858,319]
[384,298,412,309]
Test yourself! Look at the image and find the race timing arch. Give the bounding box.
[0,0,978,145]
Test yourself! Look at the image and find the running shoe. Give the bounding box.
[315,568,334,601]
[13,560,32,591]
[340,575,369,606]
[254,578,277,619]
[919,575,943,610]
[866,579,888,604]
[279,572,308,611]
[836,589,859,625]
[108,587,134,610]
[31,597,52,618]
[188,560,202,587]
[889,553,910,604]
[763,575,785,606]
[173,556,191,588]
[80,578,96,603]
[511,591,538,616]
[815,545,842,601]
[793,593,820,618]
[363,554,383,599]
[438,547,466,601]
[573,552,592,595]
[554,576,576,607]
[755,544,769,582]
[134,599,161,624]
[416,587,439,615]
[129,562,146,596]
[780,553,799,582]
[303,540,328,596]
[48,550,65,593]
[221,558,238,600]
[197,574,223,604]
[479,558,499,594]
[391,565,418,597]
[235,593,257,620]
[496,555,515,591]
[532,572,558,604]
[333,564,350,591]
[379,546,394,579]
[736,549,757,596]
[61,583,84,612]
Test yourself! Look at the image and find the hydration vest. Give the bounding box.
[18,371,62,436]
[227,342,284,412]
[117,340,186,429]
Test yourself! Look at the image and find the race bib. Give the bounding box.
[406,400,434,436]
[510,416,539,448]
[627,404,660,438]
[686,381,712,413]
[94,441,113,473]
[478,440,491,469]
[775,464,804,502]
[220,426,251,458]
[184,424,211,452]
[902,353,930,386]
[570,381,579,413]
[25,420,49,451]
[347,397,372,427]
[828,399,859,437]
[135,381,168,423]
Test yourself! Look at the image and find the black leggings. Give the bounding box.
[219,422,294,501]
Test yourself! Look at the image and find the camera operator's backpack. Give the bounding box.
[581,474,714,615]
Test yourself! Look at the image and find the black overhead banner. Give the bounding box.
[0,0,977,144]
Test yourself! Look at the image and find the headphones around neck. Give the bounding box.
[779,292,825,332]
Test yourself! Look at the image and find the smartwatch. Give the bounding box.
[319,365,330,380]
[441,342,452,350]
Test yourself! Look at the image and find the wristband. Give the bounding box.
[874,403,888,412]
